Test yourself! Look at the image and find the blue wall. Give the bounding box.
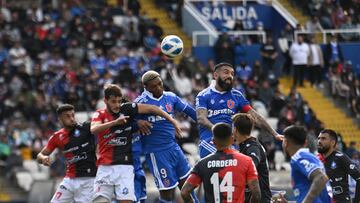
[193,43,360,70]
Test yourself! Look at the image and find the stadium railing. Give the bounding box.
[294,29,360,43]
[192,30,266,46]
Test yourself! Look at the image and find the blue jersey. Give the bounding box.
[135,90,195,154]
[290,148,331,203]
[195,83,251,142]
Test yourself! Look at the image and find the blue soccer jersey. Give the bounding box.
[290,148,331,203]
[135,90,195,154]
[196,83,251,157]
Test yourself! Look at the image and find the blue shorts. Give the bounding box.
[145,144,191,190]
[134,168,146,202]
[199,140,216,158]
[199,140,238,158]
[133,154,146,202]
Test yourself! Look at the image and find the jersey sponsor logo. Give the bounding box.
[208,109,234,117]
[165,103,172,112]
[59,185,68,190]
[148,115,166,122]
[207,159,238,168]
[219,99,225,103]
[63,146,79,153]
[66,152,88,164]
[227,99,235,109]
[108,137,127,146]
[299,159,316,172]
[335,177,343,181]
[81,142,89,148]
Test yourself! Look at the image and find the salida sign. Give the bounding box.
[195,4,275,30]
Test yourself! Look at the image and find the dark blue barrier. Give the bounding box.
[193,43,360,70]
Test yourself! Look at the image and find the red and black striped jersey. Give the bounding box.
[187,148,258,203]
[45,121,97,178]
[91,102,138,165]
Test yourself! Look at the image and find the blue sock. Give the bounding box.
[158,197,173,203]
[191,190,200,203]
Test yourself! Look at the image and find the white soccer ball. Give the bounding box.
[160,35,184,58]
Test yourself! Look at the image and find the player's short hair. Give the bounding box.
[104,84,122,99]
[142,70,160,85]
[212,123,232,141]
[320,129,338,144]
[214,62,234,72]
[56,104,75,115]
[232,113,253,135]
[283,125,307,146]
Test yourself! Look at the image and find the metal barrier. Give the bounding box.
[192,30,266,46]
[294,29,360,43]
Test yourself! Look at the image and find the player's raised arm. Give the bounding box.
[90,115,129,135]
[303,169,329,203]
[247,109,284,141]
[37,147,52,166]
[196,108,213,130]
[137,103,182,138]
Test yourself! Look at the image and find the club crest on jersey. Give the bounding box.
[227,99,235,109]
[165,103,172,112]
[74,129,81,137]
[331,161,337,169]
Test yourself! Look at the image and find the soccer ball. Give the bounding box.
[160,35,184,58]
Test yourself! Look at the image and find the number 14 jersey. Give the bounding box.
[187,148,258,203]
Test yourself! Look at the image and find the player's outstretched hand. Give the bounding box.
[171,119,183,138]
[137,120,152,135]
[275,133,284,141]
[273,193,288,203]
[113,116,129,126]
[42,156,51,166]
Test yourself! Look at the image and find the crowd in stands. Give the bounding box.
[0,0,360,190]
[293,0,360,41]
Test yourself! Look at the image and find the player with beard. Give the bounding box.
[37,104,97,203]
[317,129,360,203]
[196,62,283,158]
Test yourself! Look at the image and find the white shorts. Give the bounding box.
[93,165,135,201]
[51,177,94,203]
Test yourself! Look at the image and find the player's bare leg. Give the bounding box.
[159,189,175,202]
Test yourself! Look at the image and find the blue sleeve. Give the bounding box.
[293,157,322,179]
[235,92,251,112]
[195,93,207,110]
[175,96,197,121]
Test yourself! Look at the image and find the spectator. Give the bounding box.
[278,31,291,75]
[90,48,107,76]
[260,35,278,76]
[325,34,344,68]
[346,141,359,158]
[340,16,358,41]
[331,5,347,28]
[306,15,322,33]
[290,35,310,87]
[143,28,158,51]
[308,36,324,87]
[214,36,234,65]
